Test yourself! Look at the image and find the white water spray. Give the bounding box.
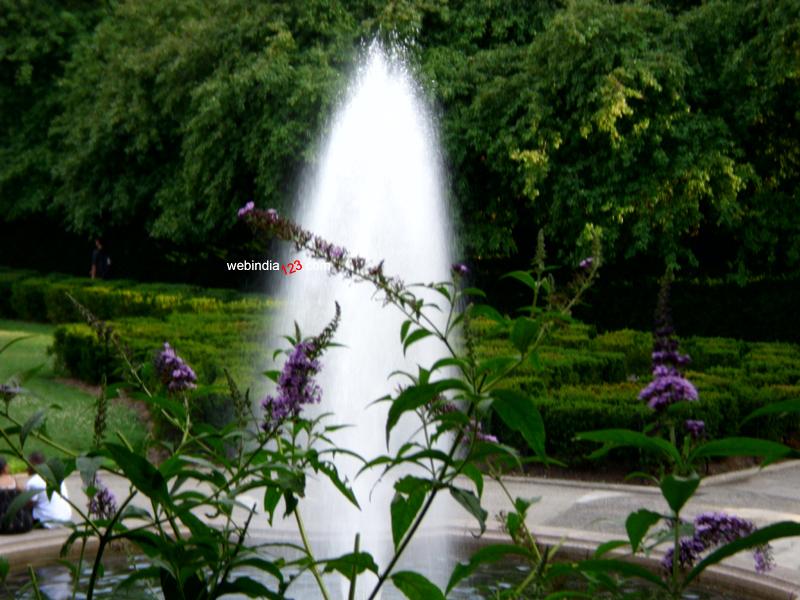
[274,44,455,597]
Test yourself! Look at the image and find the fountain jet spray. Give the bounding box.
[274,43,455,597]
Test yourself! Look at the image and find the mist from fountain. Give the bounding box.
[273,43,456,598]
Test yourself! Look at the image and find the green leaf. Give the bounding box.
[743,398,800,424]
[76,456,104,488]
[386,379,467,441]
[263,487,281,522]
[43,457,69,489]
[446,544,533,593]
[576,429,681,464]
[461,287,486,298]
[322,552,379,577]
[0,335,34,356]
[469,304,506,323]
[20,409,46,448]
[215,577,281,599]
[688,437,790,463]
[593,540,628,558]
[491,389,546,459]
[501,270,538,292]
[263,370,281,383]
[461,463,484,498]
[510,317,539,354]
[476,355,518,378]
[403,328,433,355]
[391,571,445,600]
[0,557,7,583]
[314,461,359,509]
[230,557,284,584]
[386,384,438,441]
[391,480,428,548]
[684,522,800,587]
[449,486,487,533]
[400,319,412,343]
[429,357,468,375]
[106,444,168,505]
[576,559,668,590]
[625,509,663,553]
[659,473,700,514]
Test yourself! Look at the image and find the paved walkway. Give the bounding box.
[1,460,798,596]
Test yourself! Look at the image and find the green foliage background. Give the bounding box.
[1,0,798,276]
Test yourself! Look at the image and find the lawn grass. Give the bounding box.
[0,319,146,467]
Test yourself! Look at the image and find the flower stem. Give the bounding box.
[672,510,681,596]
[294,507,331,600]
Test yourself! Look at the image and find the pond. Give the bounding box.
[6,554,741,600]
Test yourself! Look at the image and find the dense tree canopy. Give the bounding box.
[1,0,798,278]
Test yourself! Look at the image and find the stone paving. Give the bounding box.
[1,460,798,595]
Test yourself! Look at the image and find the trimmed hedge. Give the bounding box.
[37,275,800,467]
[0,267,274,323]
[476,320,800,465]
[52,310,268,387]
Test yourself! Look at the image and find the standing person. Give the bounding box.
[90,237,111,279]
[25,452,72,528]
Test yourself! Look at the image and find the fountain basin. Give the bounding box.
[3,526,796,599]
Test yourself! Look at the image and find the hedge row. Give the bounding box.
[516,379,800,465]
[51,311,268,388]
[40,275,800,467]
[0,267,274,323]
[475,321,800,464]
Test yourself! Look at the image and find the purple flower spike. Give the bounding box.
[262,341,322,429]
[265,208,279,223]
[579,257,594,269]
[155,342,197,393]
[661,512,773,574]
[685,419,705,439]
[639,277,697,411]
[451,263,469,276]
[87,478,117,520]
[238,201,255,218]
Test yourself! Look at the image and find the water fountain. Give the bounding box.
[274,43,456,597]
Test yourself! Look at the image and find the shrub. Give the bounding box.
[51,323,113,383]
[681,336,746,370]
[51,311,269,386]
[0,268,37,318]
[592,329,652,375]
[1,268,276,324]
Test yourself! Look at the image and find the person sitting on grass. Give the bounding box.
[25,452,72,528]
[0,456,34,534]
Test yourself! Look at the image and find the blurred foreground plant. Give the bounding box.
[0,206,797,600]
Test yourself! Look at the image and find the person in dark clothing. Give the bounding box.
[90,237,111,279]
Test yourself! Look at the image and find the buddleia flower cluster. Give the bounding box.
[262,304,341,430]
[639,275,698,411]
[239,205,409,308]
[154,342,197,392]
[662,512,774,574]
[87,478,118,520]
